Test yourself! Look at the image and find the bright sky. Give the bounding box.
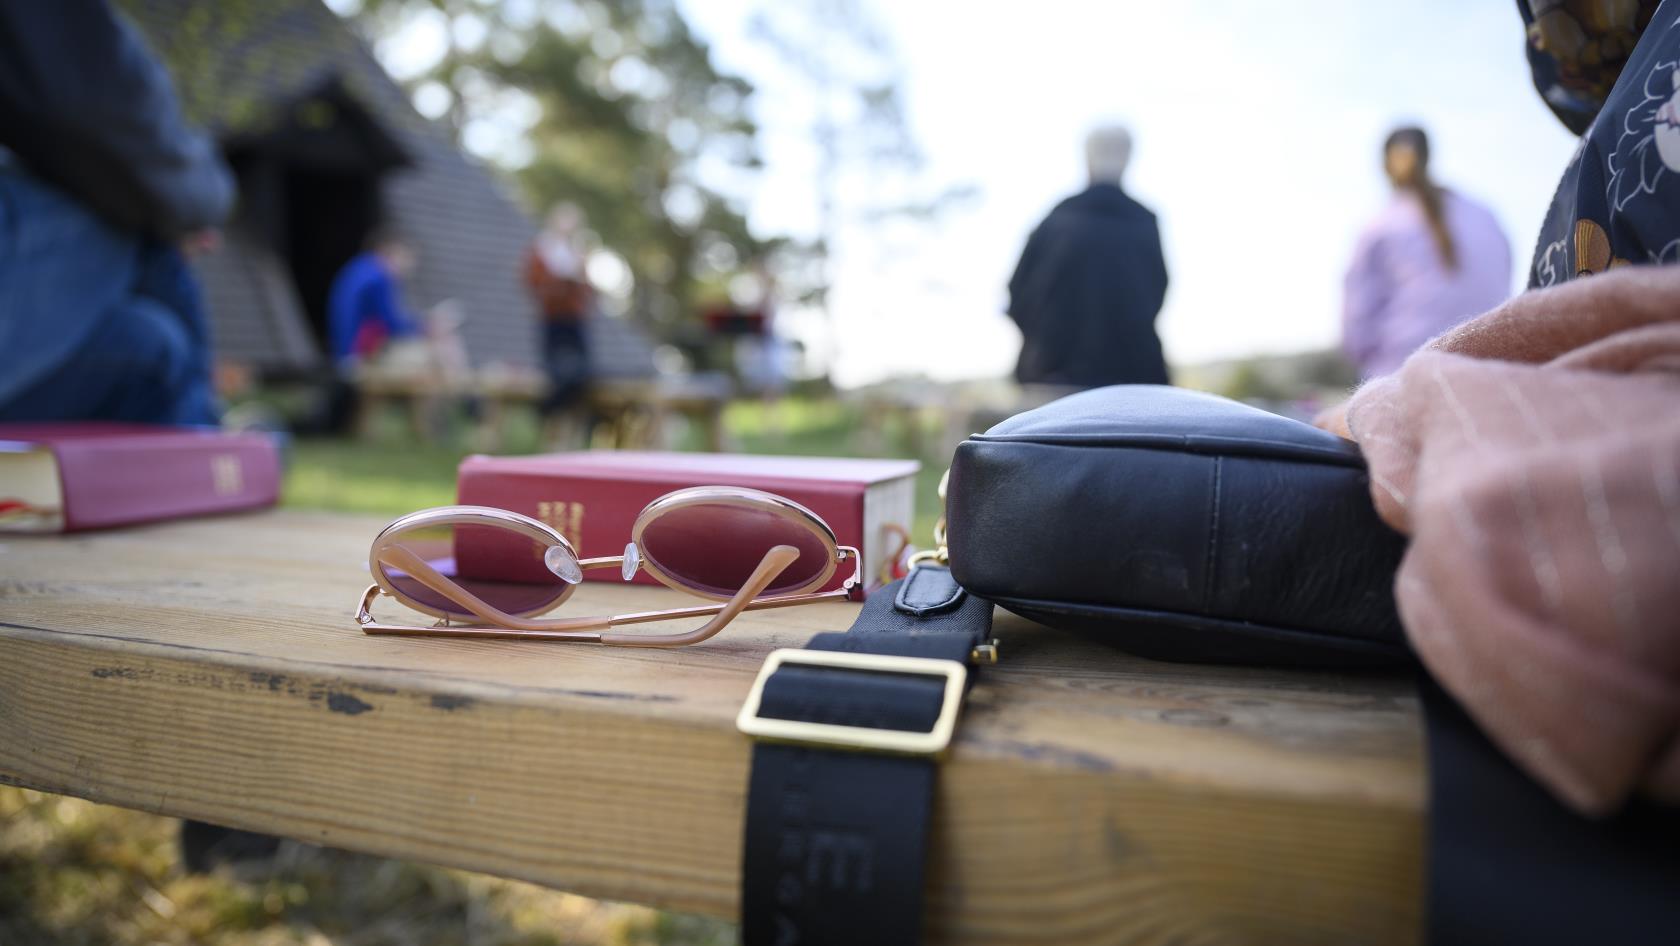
[675,0,1583,386]
[364,1,1584,387]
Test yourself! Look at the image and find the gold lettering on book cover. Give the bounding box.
[210,455,243,496]
[536,500,585,548]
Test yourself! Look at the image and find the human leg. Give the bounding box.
[0,170,217,425]
[133,240,218,423]
[0,292,215,425]
[0,167,138,409]
[540,321,590,414]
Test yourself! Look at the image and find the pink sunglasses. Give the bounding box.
[355,486,861,646]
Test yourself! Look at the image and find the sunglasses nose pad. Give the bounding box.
[621,542,641,581]
[544,544,583,584]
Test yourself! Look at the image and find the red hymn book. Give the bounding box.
[0,423,282,533]
[456,451,920,595]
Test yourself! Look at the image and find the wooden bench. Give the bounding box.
[357,367,730,452]
[0,511,1424,944]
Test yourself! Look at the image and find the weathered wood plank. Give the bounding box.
[0,511,1423,944]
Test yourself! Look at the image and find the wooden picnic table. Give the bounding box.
[0,511,1424,944]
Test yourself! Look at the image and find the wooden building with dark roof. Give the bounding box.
[118,0,657,380]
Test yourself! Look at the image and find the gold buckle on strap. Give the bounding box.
[736,648,968,756]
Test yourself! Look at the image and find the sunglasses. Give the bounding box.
[354,486,860,646]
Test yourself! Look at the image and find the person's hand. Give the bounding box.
[180,229,221,257]
[1313,400,1353,440]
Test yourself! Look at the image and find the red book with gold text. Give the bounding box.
[455,451,919,594]
[0,423,282,533]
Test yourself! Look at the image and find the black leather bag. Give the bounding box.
[946,385,1410,667]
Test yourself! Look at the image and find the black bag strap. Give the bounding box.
[1420,675,1680,945]
[737,564,995,946]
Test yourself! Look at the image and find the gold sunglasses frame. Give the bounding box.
[356,486,861,647]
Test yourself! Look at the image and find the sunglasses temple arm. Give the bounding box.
[725,546,859,609]
[598,544,799,647]
[580,584,848,633]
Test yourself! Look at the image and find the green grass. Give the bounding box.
[281,395,948,541]
[283,439,467,516]
[4,394,951,945]
[0,787,732,946]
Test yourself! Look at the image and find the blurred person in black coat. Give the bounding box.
[1007,124,1171,388]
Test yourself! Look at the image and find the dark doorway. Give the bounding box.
[282,167,384,348]
[223,75,411,356]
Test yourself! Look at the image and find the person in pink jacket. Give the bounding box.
[1341,126,1512,379]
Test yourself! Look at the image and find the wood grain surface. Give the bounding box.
[0,510,1424,944]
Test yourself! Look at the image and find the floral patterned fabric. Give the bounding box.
[1528,1,1680,284]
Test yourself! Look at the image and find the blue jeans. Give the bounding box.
[0,166,218,426]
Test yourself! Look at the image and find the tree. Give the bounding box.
[336,0,769,332]
[746,0,918,322]
[745,1,977,323]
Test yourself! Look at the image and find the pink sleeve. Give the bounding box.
[1341,227,1390,366]
[1332,265,1680,817]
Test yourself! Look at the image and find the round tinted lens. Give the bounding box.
[378,522,574,617]
[638,500,832,597]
